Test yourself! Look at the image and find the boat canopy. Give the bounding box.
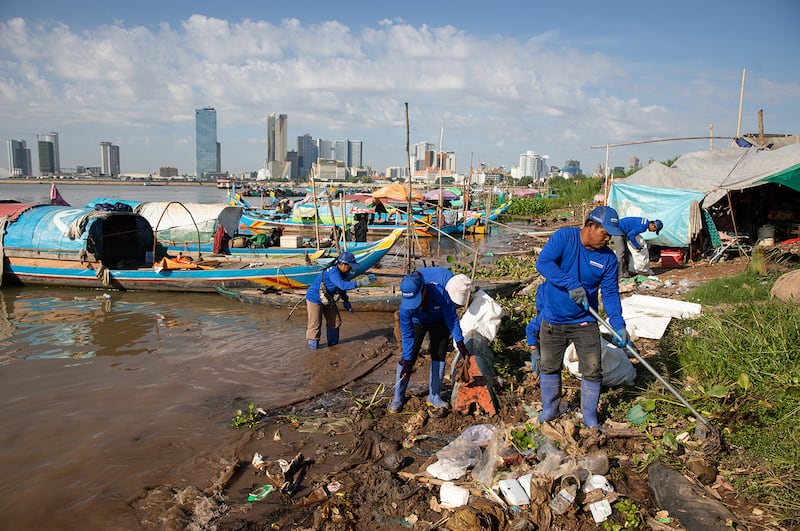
[3,205,154,266]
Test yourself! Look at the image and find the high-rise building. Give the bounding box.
[297,133,317,177]
[100,141,120,177]
[195,107,220,180]
[317,139,334,162]
[37,138,56,175]
[7,139,32,177]
[562,158,582,177]
[43,132,60,173]
[412,142,435,171]
[519,151,549,182]
[266,113,289,179]
[348,140,363,169]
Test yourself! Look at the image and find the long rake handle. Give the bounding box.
[588,307,715,432]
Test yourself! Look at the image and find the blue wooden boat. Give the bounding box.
[0,203,402,292]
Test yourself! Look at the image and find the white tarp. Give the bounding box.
[136,202,243,238]
[597,294,703,340]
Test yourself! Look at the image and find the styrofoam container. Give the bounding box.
[439,481,469,509]
[280,235,304,248]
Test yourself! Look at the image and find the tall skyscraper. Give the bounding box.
[37,137,56,175]
[43,132,60,173]
[519,151,549,182]
[7,139,32,177]
[195,107,220,179]
[297,133,317,177]
[100,141,120,177]
[265,113,289,179]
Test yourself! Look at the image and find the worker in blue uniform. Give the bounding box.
[535,205,631,429]
[389,268,473,413]
[305,252,373,349]
[612,217,663,278]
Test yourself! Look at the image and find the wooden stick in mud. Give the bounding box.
[397,471,483,497]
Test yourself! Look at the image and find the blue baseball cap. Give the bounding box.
[652,219,664,235]
[587,206,623,236]
[337,251,357,267]
[400,272,424,310]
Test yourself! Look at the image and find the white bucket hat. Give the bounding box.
[445,274,472,306]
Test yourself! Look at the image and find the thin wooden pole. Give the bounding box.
[325,192,342,254]
[709,123,713,150]
[339,192,348,251]
[404,102,413,274]
[437,122,444,249]
[311,161,320,250]
[737,67,746,137]
[758,109,765,148]
[462,152,472,238]
[603,144,610,202]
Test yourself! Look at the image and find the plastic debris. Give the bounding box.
[588,499,613,523]
[247,484,274,502]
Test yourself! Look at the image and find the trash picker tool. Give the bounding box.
[588,307,720,453]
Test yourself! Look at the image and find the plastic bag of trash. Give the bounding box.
[426,433,483,481]
[471,425,504,485]
[563,339,636,387]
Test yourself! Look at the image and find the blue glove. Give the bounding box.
[568,286,589,310]
[355,274,376,288]
[530,346,540,375]
[342,300,353,313]
[613,328,631,348]
[399,359,415,380]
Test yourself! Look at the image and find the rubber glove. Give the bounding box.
[355,274,376,288]
[568,286,589,310]
[456,340,470,358]
[613,328,631,348]
[342,300,353,313]
[399,359,415,380]
[530,346,540,374]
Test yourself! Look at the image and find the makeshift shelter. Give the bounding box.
[608,143,800,249]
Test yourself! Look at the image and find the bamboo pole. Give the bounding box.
[737,67,746,137]
[462,152,472,239]
[311,162,320,250]
[758,109,765,148]
[437,122,444,249]
[404,102,413,274]
[339,192,348,252]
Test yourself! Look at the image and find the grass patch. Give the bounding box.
[682,267,777,305]
[660,299,800,523]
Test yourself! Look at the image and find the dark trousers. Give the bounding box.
[539,319,602,382]
[406,319,450,366]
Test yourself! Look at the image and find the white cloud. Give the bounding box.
[0,14,797,174]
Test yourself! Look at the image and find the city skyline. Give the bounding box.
[1,1,798,176]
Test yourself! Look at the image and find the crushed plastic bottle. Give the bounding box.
[549,475,578,515]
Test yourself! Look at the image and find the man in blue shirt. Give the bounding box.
[389,268,473,413]
[612,217,663,278]
[305,252,372,349]
[535,206,631,429]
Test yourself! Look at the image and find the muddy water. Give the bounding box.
[0,286,394,529]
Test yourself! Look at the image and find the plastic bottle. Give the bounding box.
[549,475,578,515]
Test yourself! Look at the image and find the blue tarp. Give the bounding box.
[607,184,704,248]
[3,205,94,251]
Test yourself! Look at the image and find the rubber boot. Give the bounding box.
[538,373,562,423]
[388,363,408,413]
[426,361,449,409]
[308,339,319,350]
[581,379,603,429]
[326,328,339,347]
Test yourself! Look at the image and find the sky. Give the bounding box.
[1,0,799,177]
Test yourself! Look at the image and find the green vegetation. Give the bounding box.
[230,403,261,429]
[507,197,551,217]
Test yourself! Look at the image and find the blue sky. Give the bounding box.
[1,0,798,177]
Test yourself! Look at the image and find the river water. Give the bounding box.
[0,182,521,529]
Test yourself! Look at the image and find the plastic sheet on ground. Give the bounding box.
[563,339,636,387]
[611,294,702,340]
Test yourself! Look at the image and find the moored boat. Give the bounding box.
[0,203,402,292]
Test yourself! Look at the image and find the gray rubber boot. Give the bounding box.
[426,361,448,409]
[538,373,562,423]
[388,363,408,413]
[581,379,602,429]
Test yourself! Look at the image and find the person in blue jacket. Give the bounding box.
[525,283,546,374]
[535,205,631,429]
[305,252,372,349]
[612,217,663,278]
[389,268,473,413]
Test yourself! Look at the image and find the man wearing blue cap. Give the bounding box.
[535,205,631,430]
[612,217,664,278]
[389,267,473,413]
[305,251,374,349]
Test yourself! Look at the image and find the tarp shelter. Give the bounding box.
[370,184,424,203]
[608,143,800,247]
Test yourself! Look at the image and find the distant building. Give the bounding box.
[195,107,220,180]
[100,141,120,177]
[265,113,290,179]
[159,166,179,178]
[37,139,56,176]
[385,166,403,180]
[297,133,317,177]
[561,158,581,177]
[518,151,549,182]
[7,139,32,177]
[628,156,641,172]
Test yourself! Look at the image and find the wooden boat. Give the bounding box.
[0,203,403,292]
[216,285,402,312]
[217,279,522,312]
